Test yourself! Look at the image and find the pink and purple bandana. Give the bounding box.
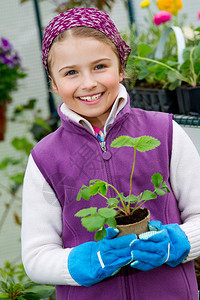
[42,7,131,72]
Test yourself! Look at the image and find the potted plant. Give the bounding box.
[75,135,170,241]
[130,36,200,115]
[0,37,26,140]
[124,0,200,115]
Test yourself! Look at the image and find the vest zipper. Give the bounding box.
[99,141,106,152]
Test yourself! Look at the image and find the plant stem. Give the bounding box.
[190,47,196,86]
[129,148,136,198]
[107,183,127,213]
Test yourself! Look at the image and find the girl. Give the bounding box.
[22,7,200,299]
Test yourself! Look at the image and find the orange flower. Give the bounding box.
[156,0,183,15]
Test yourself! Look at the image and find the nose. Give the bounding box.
[80,72,97,90]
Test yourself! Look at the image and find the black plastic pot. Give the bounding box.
[176,86,200,116]
[130,88,179,114]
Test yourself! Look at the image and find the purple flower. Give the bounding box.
[198,11,200,20]
[12,51,21,67]
[153,11,172,26]
[0,37,13,52]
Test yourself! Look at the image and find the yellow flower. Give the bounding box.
[140,0,150,8]
[156,0,183,15]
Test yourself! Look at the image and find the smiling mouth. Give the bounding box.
[78,92,103,102]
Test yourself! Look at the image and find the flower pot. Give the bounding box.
[0,103,7,141]
[130,88,179,114]
[116,208,150,237]
[176,86,200,115]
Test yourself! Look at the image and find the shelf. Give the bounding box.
[174,114,200,127]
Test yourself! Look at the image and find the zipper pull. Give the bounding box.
[100,141,106,152]
[99,141,112,160]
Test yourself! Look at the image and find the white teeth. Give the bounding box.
[79,93,102,101]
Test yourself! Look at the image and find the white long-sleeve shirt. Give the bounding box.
[21,85,200,285]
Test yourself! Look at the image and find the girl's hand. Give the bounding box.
[129,221,190,271]
[68,228,137,286]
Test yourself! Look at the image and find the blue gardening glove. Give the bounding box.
[149,221,190,267]
[129,221,190,271]
[68,228,137,287]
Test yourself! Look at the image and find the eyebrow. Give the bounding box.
[58,58,112,73]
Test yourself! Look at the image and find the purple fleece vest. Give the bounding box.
[31,99,198,300]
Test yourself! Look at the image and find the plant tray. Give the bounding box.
[176,86,200,116]
[130,88,179,114]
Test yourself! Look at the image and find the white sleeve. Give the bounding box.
[21,154,79,285]
[170,120,200,261]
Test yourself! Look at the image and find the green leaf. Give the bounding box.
[0,280,7,291]
[107,197,119,207]
[95,227,107,241]
[111,136,160,152]
[133,136,160,152]
[34,118,51,132]
[141,190,157,201]
[81,215,105,232]
[151,173,163,188]
[10,173,24,184]
[105,217,117,228]
[11,137,33,155]
[122,194,138,204]
[160,181,170,193]
[111,135,137,148]
[80,186,90,200]
[89,181,106,196]
[0,157,21,169]
[138,44,152,57]
[98,207,117,218]
[0,269,7,282]
[167,70,180,82]
[0,293,10,299]
[75,207,97,217]
[23,285,55,298]
[155,188,166,196]
[99,183,107,196]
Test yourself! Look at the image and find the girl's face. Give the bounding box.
[50,35,123,128]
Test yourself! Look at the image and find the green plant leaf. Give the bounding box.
[81,215,105,232]
[107,197,119,207]
[11,137,33,155]
[0,293,10,299]
[0,280,7,291]
[34,118,51,132]
[138,44,152,57]
[89,181,106,196]
[111,136,160,152]
[160,181,170,193]
[0,269,7,282]
[134,136,160,152]
[0,157,21,169]
[167,70,180,82]
[80,186,90,200]
[98,207,117,218]
[151,173,163,188]
[105,217,117,228]
[99,183,107,196]
[122,194,138,203]
[111,135,137,148]
[95,227,107,241]
[75,207,97,217]
[23,285,55,299]
[10,173,24,185]
[155,188,166,196]
[141,190,157,201]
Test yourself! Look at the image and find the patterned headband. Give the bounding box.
[42,7,131,72]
